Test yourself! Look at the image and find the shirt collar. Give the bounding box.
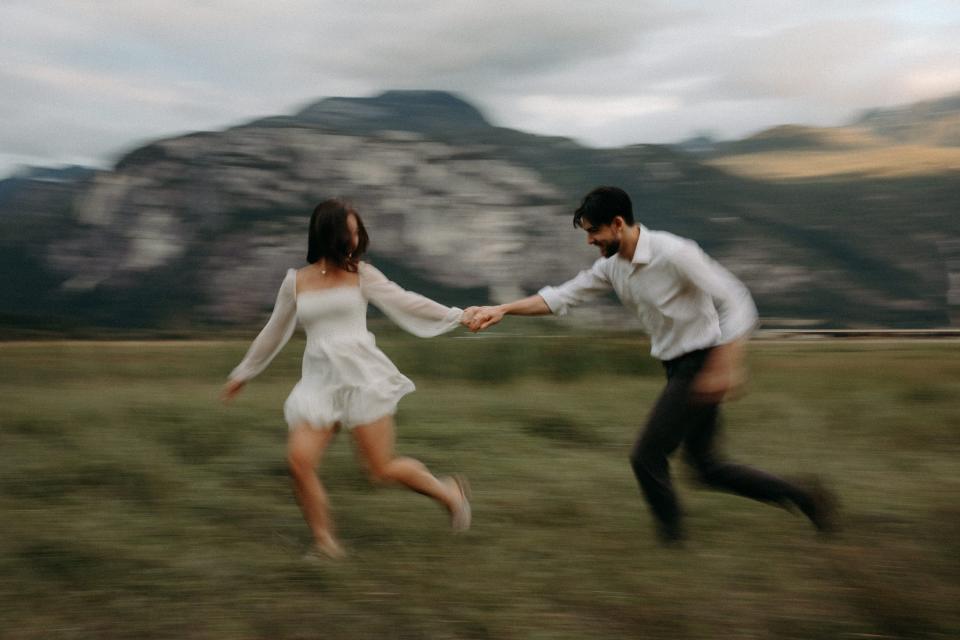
[631,225,652,265]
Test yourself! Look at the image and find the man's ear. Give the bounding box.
[612,216,625,233]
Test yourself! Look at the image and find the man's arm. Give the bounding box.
[670,241,758,345]
[468,260,613,332]
[669,242,757,402]
[467,295,551,331]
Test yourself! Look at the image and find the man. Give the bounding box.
[466,186,835,544]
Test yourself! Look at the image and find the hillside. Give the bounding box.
[1,90,958,333]
[702,93,960,180]
[855,92,960,146]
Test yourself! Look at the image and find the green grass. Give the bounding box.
[1,337,959,639]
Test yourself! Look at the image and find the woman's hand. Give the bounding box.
[470,306,505,332]
[461,306,482,327]
[221,379,246,403]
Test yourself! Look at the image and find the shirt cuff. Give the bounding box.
[536,286,566,316]
[445,307,464,326]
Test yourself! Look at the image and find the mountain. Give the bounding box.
[2,90,959,334]
[694,92,960,159]
[290,90,492,133]
[706,125,884,156]
[854,92,960,146]
[696,94,960,181]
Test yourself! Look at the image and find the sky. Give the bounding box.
[1,1,959,178]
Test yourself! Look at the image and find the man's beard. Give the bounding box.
[602,239,620,258]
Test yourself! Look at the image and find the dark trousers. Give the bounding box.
[629,348,811,540]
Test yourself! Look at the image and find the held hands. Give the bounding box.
[462,306,505,332]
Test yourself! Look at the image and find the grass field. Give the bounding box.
[1,335,959,639]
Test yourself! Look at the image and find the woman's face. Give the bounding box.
[347,213,360,252]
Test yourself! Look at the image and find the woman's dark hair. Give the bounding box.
[573,186,635,228]
[307,198,369,271]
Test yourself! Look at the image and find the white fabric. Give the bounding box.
[229,262,463,429]
[538,225,758,361]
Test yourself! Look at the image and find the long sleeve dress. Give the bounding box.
[229,262,464,429]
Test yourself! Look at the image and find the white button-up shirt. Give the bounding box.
[537,226,758,361]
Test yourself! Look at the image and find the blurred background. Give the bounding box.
[1,1,960,335]
[1,3,959,639]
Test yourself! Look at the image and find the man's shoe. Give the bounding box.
[795,476,839,534]
[656,522,686,548]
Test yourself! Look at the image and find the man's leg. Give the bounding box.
[629,375,693,543]
[683,403,825,522]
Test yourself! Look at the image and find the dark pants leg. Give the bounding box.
[629,359,698,541]
[629,348,811,541]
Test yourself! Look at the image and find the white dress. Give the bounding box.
[229,262,464,429]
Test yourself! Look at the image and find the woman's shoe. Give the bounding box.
[447,474,472,532]
[303,535,346,561]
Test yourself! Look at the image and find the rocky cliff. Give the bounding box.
[2,90,958,332]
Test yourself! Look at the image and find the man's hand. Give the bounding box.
[463,295,550,332]
[691,340,747,404]
[691,368,744,404]
[468,306,505,332]
[462,306,482,328]
[221,379,246,404]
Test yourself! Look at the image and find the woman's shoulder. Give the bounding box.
[358,261,384,279]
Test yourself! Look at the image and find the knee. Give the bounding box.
[691,464,713,485]
[366,470,389,485]
[629,442,661,477]
[366,456,417,485]
[365,460,393,485]
[287,450,315,480]
[629,448,644,471]
[688,457,723,485]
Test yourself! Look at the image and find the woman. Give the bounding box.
[222,198,471,559]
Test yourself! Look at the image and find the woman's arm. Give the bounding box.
[222,269,298,401]
[360,263,463,337]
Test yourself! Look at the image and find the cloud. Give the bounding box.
[0,1,958,174]
[304,2,689,82]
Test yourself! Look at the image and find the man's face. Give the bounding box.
[580,216,621,258]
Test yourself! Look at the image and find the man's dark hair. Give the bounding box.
[573,186,635,228]
[307,198,369,272]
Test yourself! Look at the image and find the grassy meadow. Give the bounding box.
[1,333,959,639]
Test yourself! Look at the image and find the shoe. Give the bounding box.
[795,476,839,534]
[447,474,472,532]
[656,521,686,548]
[303,535,346,561]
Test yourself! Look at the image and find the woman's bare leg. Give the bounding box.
[287,423,344,557]
[351,415,469,529]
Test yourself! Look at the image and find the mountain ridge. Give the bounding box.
[2,89,959,333]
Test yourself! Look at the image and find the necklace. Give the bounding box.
[319,260,327,275]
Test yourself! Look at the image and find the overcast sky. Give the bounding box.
[2,1,959,177]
